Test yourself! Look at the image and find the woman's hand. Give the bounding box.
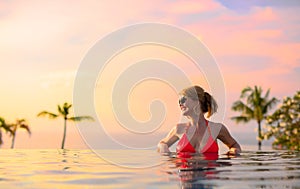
[218,124,242,156]
[226,147,241,156]
[157,142,170,154]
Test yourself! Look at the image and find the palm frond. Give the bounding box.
[20,124,31,135]
[63,103,72,114]
[57,103,72,116]
[231,101,254,115]
[37,111,58,119]
[0,117,5,125]
[231,115,251,123]
[63,102,72,108]
[262,97,279,114]
[0,118,13,134]
[58,105,65,116]
[16,119,27,125]
[4,125,13,134]
[264,88,270,99]
[232,85,278,123]
[251,86,262,105]
[240,86,252,98]
[68,116,94,122]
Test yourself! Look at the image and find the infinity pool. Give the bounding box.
[0,149,299,188]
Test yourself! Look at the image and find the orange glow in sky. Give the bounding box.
[0,0,299,149]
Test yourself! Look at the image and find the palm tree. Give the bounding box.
[0,117,12,146]
[231,86,278,150]
[37,102,94,149]
[9,119,31,149]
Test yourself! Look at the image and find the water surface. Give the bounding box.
[0,149,299,188]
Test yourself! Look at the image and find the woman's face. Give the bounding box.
[178,95,200,116]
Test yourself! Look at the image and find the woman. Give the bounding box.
[157,85,241,156]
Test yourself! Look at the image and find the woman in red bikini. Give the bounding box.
[157,85,241,156]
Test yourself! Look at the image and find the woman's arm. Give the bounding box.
[217,124,242,155]
[157,126,179,153]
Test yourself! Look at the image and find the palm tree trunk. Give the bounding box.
[258,121,262,150]
[11,134,16,149]
[0,130,3,146]
[61,118,67,149]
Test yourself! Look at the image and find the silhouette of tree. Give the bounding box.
[37,102,94,149]
[9,119,31,149]
[231,86,278,150]
[0,117,12,146]
[263,91,300,150]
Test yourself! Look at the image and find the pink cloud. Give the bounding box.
[166,0,224,14]
[182,5,299,72]
[251,6,277,22]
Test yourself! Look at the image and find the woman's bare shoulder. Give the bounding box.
[209,122,235,140]
[207,121,223,138]
[207,121,223,128]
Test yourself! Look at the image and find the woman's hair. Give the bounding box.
[179,85,218,118]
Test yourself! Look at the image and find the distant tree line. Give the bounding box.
[1,90,299,151]
[231,86,299,151]
[0,102,93,149]
[0,118,30,149]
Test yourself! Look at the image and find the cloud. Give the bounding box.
[219,55,273,73]
[166,0,223,15]
[181,4,300,72]
[217,0,300,12]
[40,70,76,90]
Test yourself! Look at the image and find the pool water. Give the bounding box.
[0,149,299,188]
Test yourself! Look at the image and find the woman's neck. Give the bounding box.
[188,114,206,128]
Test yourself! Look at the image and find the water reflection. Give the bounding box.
[0,150,299,188]
[161,152,234,188]
[160,151,300,189]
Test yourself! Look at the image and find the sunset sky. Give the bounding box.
[0,0,299,149]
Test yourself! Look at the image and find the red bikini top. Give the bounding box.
[176,120,219,154]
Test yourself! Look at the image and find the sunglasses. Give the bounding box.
[178,96,187,105]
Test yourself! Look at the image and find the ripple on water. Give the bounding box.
[161,151,300,188]
[0,149,299,188]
